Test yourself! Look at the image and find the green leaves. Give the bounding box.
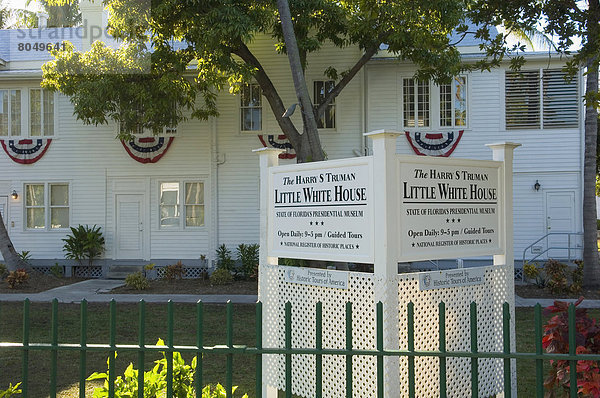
[86,339,247,398]
[0,383,22,398]
[62,225,105,267]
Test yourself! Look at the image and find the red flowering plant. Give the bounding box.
[542,298,600,397]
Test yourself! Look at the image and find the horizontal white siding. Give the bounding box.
[0,91,213,260]
[366,60,584,256]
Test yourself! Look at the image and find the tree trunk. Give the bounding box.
[0,211,27,271]
[276,0,324,163]
[582,0,600,288]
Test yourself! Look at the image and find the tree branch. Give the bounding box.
[315,44,379,120]
[232,43,303,149]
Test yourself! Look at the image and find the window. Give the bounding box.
[402,77,468,129]
[505,69,579,129]
[240,83,262,131]
[159,181,204,228]
[313,80,335,129]
[124,124,177,136]
[30,88,54,136]
[0,88,54,137]
[119,102,178,136]
[184,182,204,227]
[440,77,467,127]
[0,89,21,136]
[25,183,69,230]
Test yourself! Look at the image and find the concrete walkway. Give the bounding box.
[0,279,258,304]
[1,279,598,307]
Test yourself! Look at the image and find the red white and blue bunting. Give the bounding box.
[0,138,52,164]
[404,130,464,157]
[121,136,174,164]
[258,134,296,159]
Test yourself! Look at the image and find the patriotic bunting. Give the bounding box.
[121,136,174,164]
[258,134,296,159]
[0,138,52,164]
[405,130,464,157]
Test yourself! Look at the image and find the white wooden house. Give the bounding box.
[0,7,585,276]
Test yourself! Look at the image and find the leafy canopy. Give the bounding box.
[41,0,508,138]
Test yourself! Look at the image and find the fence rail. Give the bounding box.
[0,299,590,398]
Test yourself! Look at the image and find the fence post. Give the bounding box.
[486,142,520,397]
[255,147,283,398]
[365,130,401,398]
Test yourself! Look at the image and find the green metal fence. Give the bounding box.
[0,298,594,398]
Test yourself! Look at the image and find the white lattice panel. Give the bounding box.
[397,264,514,397]
[261,264,515,398]
[262,265,377,398]
[74,266,103,278]
[156,266,208,279]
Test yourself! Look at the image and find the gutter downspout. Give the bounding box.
[580,67,586,233]
[362,63,369,155]
[211,116,219,268]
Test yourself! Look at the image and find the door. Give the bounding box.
[545,191,577,259]
[116,194,144,259]
[0,196,7,228]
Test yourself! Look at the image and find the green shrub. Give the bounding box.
[523,262,546,288]
[571,260,584,294]
[597,219,600,230]
[6,269,29,289]
[523,262,539,280]
[88,339,248,398]
[164,261,185,281]
[544,259,568,294]
[236,243,259,280]
[0,263,7,280]
[50,263,63,278]
[125,272,150,290]
[18,251,32,265]
[209,268,233,285]
[0,382,22,398]
[216,244,234,271]
[62,225,105,267]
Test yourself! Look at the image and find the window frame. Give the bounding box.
[158,180,205,230]
[23,182,70,231]
[400,76,469,131]
[312,79,337,130]
[239,83,263,133]
[122,125,178,137]
[504,68,580,130]
[0,86,57,138]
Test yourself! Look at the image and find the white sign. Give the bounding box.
[398,156,503,262]
[269,158,374,262]
[282,266,348,289]
[418,267,487,291]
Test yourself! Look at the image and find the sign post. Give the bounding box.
[256,133,519,397]
[366,130,402,397]
[254,147,283,398]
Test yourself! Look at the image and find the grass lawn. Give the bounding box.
[0,302,257,398]
[0,301,596,397]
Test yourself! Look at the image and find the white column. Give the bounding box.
[254,147,283,398]
[485,142,521,268]
[365,130,401,398]
[486,141,520,398]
